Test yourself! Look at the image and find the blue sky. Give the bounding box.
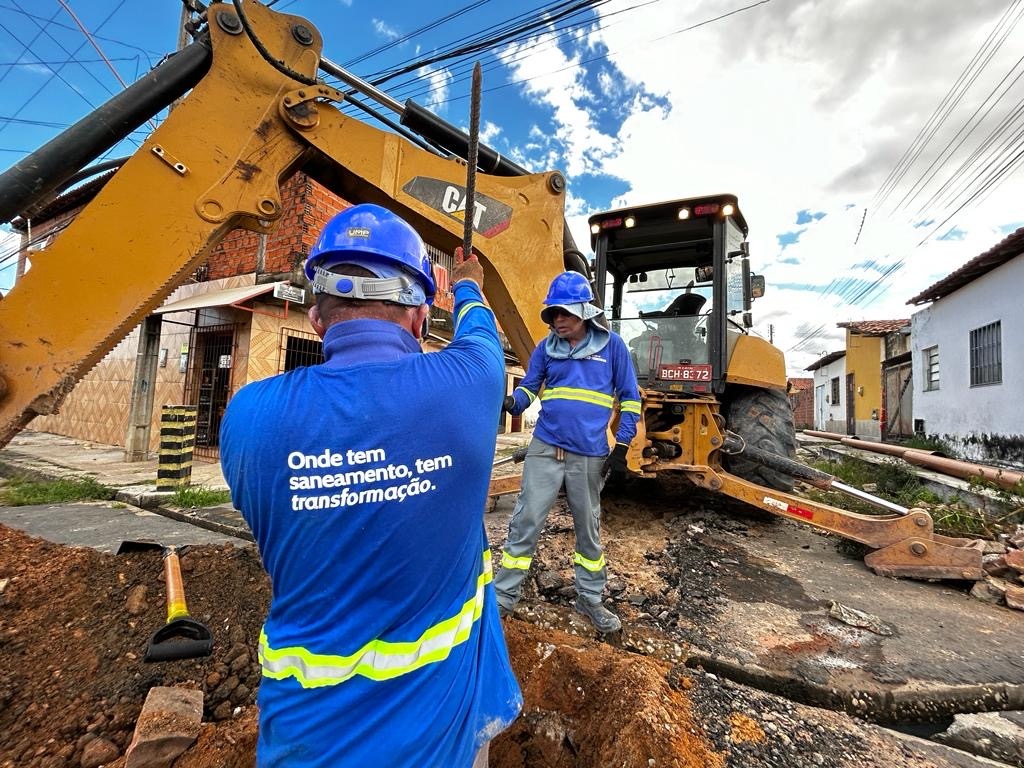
[2,0,1024,373]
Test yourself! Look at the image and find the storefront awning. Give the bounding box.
[154,282,288,315]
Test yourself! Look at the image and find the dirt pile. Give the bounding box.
[0,524,723,768]
[0,526,266,768]
[2,495,1011,768]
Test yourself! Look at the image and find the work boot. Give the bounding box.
[575,597,621,633]
[498,603,512,619]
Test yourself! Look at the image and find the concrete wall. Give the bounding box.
[811,357,846,432]
[911,255,1023,467]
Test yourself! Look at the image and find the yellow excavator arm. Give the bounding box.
[0,1,567,447]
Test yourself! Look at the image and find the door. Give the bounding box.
[884,363,913,438]
[183,323,237,459]
[814,384,826,430]
[845,373,855,435]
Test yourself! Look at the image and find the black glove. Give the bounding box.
[502,395,515,414]
[602,443,629,480]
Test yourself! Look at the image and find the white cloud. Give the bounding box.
[479,120,502,143]
[506,0,1024,375]
[371,18,400,41]
[417,64,453,112]
[498,31,619,179]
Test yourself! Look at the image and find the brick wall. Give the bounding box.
[788,377,814,429]
[207,172,348,281]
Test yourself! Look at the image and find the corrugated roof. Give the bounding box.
[907,227,1024,305]
[154,282,285,314]
[837,319,909,336]
[805,350,845,371]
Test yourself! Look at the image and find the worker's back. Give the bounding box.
[220,298,520,767]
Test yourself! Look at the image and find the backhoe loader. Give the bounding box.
[0,0,983,582]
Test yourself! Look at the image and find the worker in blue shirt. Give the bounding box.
[496,271,641,633]
[220,204,521,768]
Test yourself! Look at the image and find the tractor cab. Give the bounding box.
[588,194,763,396]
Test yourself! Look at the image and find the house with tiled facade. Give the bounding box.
[12,172,524,462]
[907,227,1023,467]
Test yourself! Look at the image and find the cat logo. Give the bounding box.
[402,177,513,237]
[440,185,487,228]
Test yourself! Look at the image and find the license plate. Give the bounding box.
[657,363,711,382]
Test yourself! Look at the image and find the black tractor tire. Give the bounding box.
[723,388,798,492]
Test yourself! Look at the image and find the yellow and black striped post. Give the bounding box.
[157,405,197,491]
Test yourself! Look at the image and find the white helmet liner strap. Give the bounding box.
[312,266,418,305]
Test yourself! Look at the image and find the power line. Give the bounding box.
[870,0,1023,215]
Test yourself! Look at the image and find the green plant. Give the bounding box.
[801,455,1021,540]
[901,435,954,456]
[0,476,114,506]
[170,485,233,508]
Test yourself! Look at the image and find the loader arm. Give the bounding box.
[0,1,562,447]
[640,397,984,580]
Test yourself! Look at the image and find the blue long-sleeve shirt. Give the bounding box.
[220,280,521,767]
[508,329,641,457]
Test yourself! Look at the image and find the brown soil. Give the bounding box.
[1,484,996,767]
[0,523,724,768]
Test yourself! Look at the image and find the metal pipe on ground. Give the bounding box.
[800,431,1024,492]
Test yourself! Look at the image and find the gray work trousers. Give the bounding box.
[494,437,607,609]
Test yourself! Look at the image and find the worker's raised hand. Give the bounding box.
[452,246,484,289]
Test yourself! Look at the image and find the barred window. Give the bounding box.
[830,376,840,405]
[969,321,1001,387]
[922,346,939,391]
[280,328,324,372]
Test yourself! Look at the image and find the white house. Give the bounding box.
[805,351,847,432]
[907,227,1023,468]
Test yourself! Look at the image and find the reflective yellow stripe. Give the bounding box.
[540,386,614,408]
[620,399,641,415]
[501,551,532,570]
[573,551,606,572]
[514,386,537,403]
[259,551,493,688]
[455,301,489,325]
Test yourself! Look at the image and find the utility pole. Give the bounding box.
[769,324,774,343]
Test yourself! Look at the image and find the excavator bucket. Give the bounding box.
[864,535,984,580]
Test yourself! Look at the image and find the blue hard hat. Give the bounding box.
[540,271,602,324]
[544,271,594,305]
[305,204,436,305]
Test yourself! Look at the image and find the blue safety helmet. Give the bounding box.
[541,271,603,324]
[305,204,436,306]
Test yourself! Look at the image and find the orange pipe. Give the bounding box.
[800,430,1023,491]
[901,452,1023,491]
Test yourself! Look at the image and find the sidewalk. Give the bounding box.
[0,430,247,540]
[0,429,533,543]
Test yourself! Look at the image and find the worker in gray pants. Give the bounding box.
[494,439,609,616]
[496,271,641,633]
